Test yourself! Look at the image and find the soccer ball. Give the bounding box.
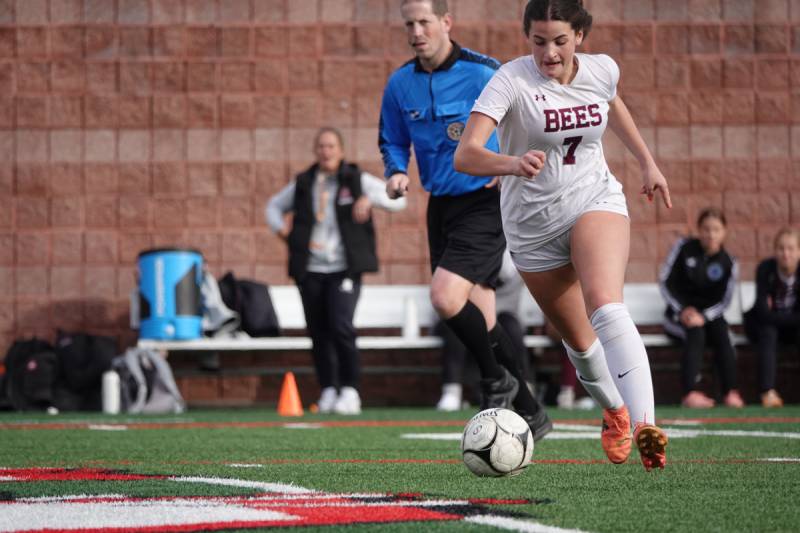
[461,408,534,477]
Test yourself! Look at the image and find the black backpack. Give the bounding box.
[53,331,117,411]
[1,338,60,411]
[218,272,281,337]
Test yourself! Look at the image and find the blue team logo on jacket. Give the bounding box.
[706,263,724,281]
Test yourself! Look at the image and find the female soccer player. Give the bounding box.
[454,0,670,471]
[660,208,743,409]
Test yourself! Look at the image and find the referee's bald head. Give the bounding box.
[400,0,449,17]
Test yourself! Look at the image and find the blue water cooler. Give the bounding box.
[137,248,203,340]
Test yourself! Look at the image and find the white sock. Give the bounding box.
[563,338,623,410]
[591,302,655,426]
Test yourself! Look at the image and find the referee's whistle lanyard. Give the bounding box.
[428,72,437,120]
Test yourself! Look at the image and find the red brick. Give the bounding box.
[17,62,50,92]
[185,231,219,262]
[690,24,721,53]
[657,92,690,125]
[118,128,151,162]
[755,0,790,22]
[254,95,287,127]
[723,24,754,55]
[50,266,82,298]
[50,129,83,163]
[186,0,217,23]
[323,25,353,55]
[255,160,287,194]
[220,129,252,162]
[254,59,286,92]
[85,231,118,263]
[220,62,253,92]
[221,27,251,57]
[119,163,151,195]
[153,0,184,23]
[288,0,318,22]
[16,130,48,163]
[221,231,254,262]
[387,263,426,285]
[51,27,85,58]
[488,24,522,59]
[690,59,722,89]
[119,63,151,96]
[722,58,753,89]
[655,24,689,54]
[0,96,12,127]
[151,129,184,162]
[724,190,759,223]
[323,96,354,126]
[586,26,625,56]
[50,163,83,196]
[756,92,790,124]
[51,231,83,265]
[15,232,49,266]
[450,25,485,53]
[187,27,219,57]
[355,0,385,21]
[86,63,117,93]
[186,95,217,127]
[756,59,790,90]
[119,231,151,262]
[689,0,722,20]
[220,197,253,227]
[49,95,83,127]
[689,91,723,123]
[152,62,185,92]
[320,0,353,21]
[725,226,757,259]
[85,130,117,163]
[0,267,12,302]
[0,233,12,265]
[15,164,49,196]
[152,162,187,195]
[152,199,186,227]
[83,266,116,298]
[355,24,385,56]
[758,158,791,190]
[84,164,118,194]
[0,28,13,57]
[16,197,49,228]
[288,60,319,91]
[85,196,119,227]
[722,90,755,124]
[153,95,186,127]
[16,28,48,58]
[691,160,723,191]
[187,62,217,91]
[287,94,321,127]
[656,126,689,158]
[221,163,254,195]
[0,166,11,198]
[51,60,86,92]
[254,27,286,57]
[354,60,386,92]
[722,0,753,20]
[187,197,218,227]
[755,24,788,53]
[118,196,150,227]
[153,26,185,57]
[0,64,12,94]
[51,0,82,23]
[757,125,790,158]
[188,163,219,195]
[16,96,48,127]
[16,267,48,296]
[723,125,755,158]
[655,58,689,89]
[118,0,150,23]
[85,26,117,59]
[656,0,688,20]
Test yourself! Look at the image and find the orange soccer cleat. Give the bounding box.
[633,423,668,472]
[601,406,632,464]
[761,389,784,408]
[681,390,715,408]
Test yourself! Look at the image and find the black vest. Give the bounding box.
[287,162,379,281]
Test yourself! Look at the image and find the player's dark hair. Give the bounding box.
[401,0,449,17]
[697,207,727,228]
[523,0,593,38]
[314,126,344,149]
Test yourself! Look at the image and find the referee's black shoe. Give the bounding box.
[519,407,553,443]
[479,367,519,410]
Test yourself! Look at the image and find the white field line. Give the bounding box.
[171,476,317,494]
[467,514,591,533]
[87,425,128,431]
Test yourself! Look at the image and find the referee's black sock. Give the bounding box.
[489,324,543,415]
[445,301,503,380]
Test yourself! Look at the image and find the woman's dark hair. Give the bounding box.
[697,207,727,228]
[523,0,593,38]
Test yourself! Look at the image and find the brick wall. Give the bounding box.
[2,0,799,362]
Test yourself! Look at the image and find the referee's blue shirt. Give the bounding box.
[379,42,501,197]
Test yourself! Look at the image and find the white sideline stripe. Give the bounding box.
[758,458,800,462]
[553,424,600,431]
[283,423,323,429]
[403,429,800,441]
[87,425,128,431]
[227,463,265,468]
[467,514,591,533]
[172,476,316,494]
[402,432,599,441]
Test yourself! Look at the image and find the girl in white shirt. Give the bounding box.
[455,0,670,471]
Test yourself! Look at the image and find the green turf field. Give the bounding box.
[1,406,799,532]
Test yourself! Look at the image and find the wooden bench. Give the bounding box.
[136,282,756,352]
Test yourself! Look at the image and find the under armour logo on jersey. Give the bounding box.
[534,95,547,101]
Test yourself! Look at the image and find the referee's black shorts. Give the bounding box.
[427,186,505,288]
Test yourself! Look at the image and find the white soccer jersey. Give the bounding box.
[472,53,625,253]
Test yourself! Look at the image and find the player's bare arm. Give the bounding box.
[386,173,410,199]
[455,112,545,179]
[607,96,672,209]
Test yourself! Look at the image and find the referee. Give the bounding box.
[379,0,550,440]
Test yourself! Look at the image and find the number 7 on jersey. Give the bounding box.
[563,136,583,165]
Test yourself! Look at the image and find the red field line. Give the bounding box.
[2,417,799,431]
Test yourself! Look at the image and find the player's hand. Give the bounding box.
[641,163,672,209]
[352,196,372,223]
[484,176,500,189]
[512,150,546,179]
[680,307,705,328]
[277,224,290,242]
[386,173,409,199]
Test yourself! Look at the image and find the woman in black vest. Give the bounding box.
[744,228,800,408]
[659,208,743,408]
[266,127,407,415]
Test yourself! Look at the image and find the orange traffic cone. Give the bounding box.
[277,372,304,417]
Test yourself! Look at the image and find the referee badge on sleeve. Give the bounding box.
[447,121,465,141]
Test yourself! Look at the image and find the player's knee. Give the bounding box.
[430,288,464,319]
[583,290,619,317]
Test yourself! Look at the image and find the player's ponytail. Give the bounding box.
[522,0,593,39]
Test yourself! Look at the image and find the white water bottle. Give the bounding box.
[102,370,121,414]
